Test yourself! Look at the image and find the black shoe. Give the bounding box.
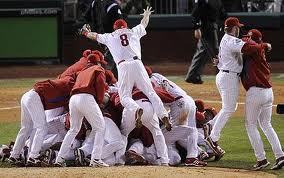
[8,156,25,166]
[26,157,41,167]
[185,76,204,84]
[252,159,270,170]
[74,148,86,166]
[42,149,56,166]
[271,156,284,170]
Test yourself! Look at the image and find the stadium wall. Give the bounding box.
[64,13,284,64]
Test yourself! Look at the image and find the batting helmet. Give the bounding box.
[113,19,128,30]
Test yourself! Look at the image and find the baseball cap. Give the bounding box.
[92,50,108,65]
[244,29,262,43]
[87,54,101,64]
[113,19,128,30]
[195,99,205,112]
[82,49,92,58]
[224,17,244,28]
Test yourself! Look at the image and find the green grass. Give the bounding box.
[0,76,283,176]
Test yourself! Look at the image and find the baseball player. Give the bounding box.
[8,75,75,166]
[120,88,170,165]
[58,49,106,79]
[205,17,273,158]
[75,116,126,166]
[79,6,171,131]
[241,29,284,170]
[54,54,109,167]
[145,66,206,166]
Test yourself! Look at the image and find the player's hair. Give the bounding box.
[224,26,234,34]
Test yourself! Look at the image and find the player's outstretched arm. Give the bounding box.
[140,6,154,28]
[79,24,98,41]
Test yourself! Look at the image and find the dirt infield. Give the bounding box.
[0,166,277,178]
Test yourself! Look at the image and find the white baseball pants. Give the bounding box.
[11,90,47,159]
[245,87,284,161]
[210,71,240,142]
[117,60,168,119]
[80,117,126,165]
[56,94,105,162]
[120,99,169,164]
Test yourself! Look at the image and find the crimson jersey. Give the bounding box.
[58,57,88,78]
[33,75,75,110]
[71,65,107,104]
[241,39,271,91]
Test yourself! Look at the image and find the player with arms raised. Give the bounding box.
[79,6,171,131]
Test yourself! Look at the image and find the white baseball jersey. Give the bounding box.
[97,24,146,64]
[217,34,246,73]
[150,73,187,98]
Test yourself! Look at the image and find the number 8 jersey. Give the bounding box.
[97,24,146,64]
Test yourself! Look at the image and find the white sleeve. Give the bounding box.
[230,38,246,53]
[96,33,111,45]
[132,24,147,39]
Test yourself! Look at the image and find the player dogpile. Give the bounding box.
[1,6,284,171]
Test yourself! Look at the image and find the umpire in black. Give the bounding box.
[78,0,123,78]
[185,0,226,84]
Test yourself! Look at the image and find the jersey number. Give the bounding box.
[120,34,129,46]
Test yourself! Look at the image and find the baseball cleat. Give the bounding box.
[53,160,67,167]
[42,149,56,166]
[271,156,284,170]
[8,156,25,166]
[198,151,209,161]
[26,157,41,167]
[90,159,109,167]
[252,159,270,171]
[125,150,148,165]
[204,137,224,156]
[74,148,86,166]
[185,158,207,167]
[135,108,143,128]
[162,116,172,131]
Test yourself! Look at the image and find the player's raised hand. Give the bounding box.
[140,6,154,17]
[78,24,91,36]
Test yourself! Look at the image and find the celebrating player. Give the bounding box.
[241,29,284,170]
[78,6,171,131]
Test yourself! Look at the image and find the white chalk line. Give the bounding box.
[0,100,277,111]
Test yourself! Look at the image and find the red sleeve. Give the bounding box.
[154,87,175,103]
[95,71,106,104]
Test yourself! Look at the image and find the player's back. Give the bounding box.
[97,24,146,64]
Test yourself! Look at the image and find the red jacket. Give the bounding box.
[34,75,75,110]
[58,57,88,78]
[71,65,107,104]
[241,39,272,91]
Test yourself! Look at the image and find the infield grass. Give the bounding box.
[0,76,283,177]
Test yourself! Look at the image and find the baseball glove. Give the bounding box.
[78,24,91,36]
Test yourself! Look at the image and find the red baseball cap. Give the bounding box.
[92,50,108,65]
[87,54,101,64]
[113,19,128,30]
[82,49,92,58]
[195,99,205,112]
[224,17,244,28]
[245,29,262,43]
